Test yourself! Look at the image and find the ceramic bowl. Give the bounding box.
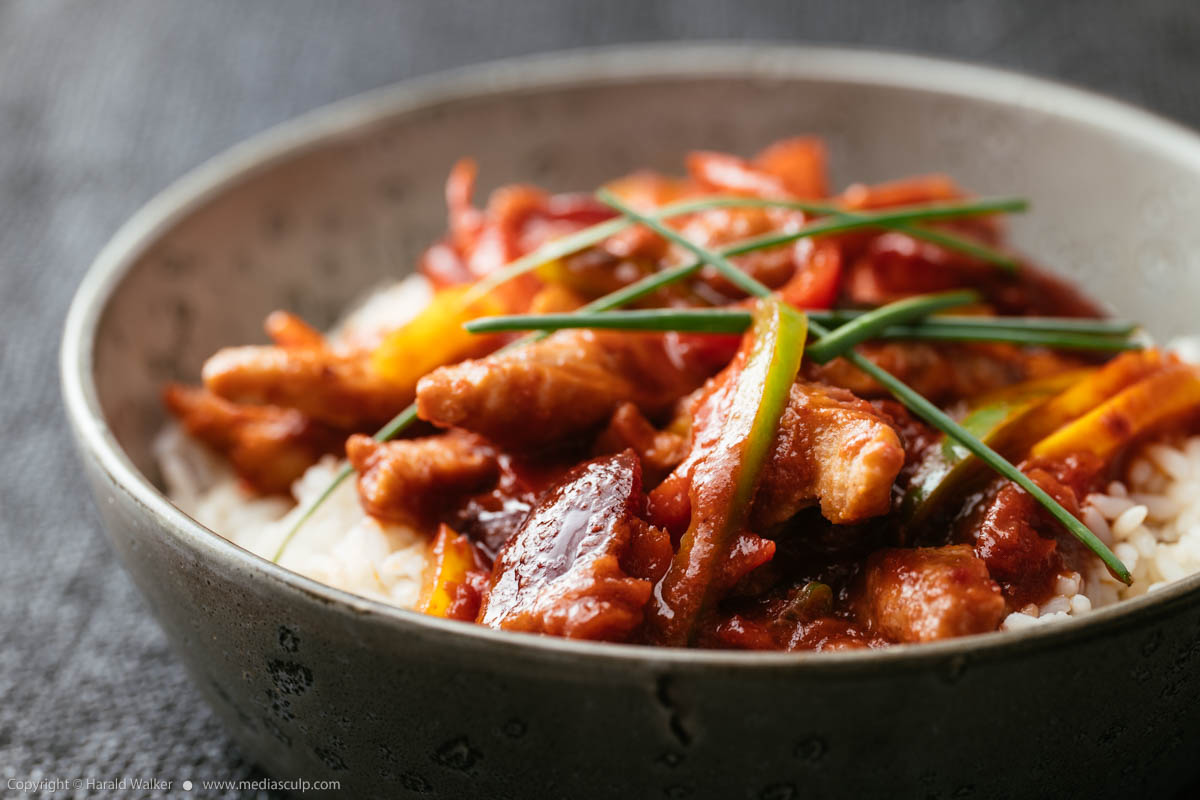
[62,45,1200,798]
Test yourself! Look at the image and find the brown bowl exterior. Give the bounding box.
[63,45,1200,798]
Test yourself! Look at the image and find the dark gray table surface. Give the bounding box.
[3,1,1199,797]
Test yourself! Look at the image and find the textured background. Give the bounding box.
[3,1,1200,797]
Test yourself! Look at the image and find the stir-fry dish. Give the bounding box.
[159,137,1200,650]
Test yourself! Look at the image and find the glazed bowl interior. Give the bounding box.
[69,44,1200,657]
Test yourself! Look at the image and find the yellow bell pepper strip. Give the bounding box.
[1015,350,1166,449]
[1032,362,1200,463]
[417,524,487,619]
[649,299,808,646]
[901,369,1092,531]
[371,285,507,390]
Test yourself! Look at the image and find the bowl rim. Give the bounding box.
[61,41,1200,671]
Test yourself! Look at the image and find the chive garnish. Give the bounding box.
[867,325,1140,351]
[466,309,1140,353]
[521,197,1023,331]
[596,190,1132,584]
[802,290,979,363]
[466,309,1140,354]
[758,201,1021,272]
[711,197,1025,265]
[470,193,1026,302]
[466,308,1139,338]
[467,308,755,334]
[814,311,1139,336]
[889,223,1018,270]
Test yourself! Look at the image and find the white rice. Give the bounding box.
[158,290,1200,625]
[157,431,429,607]
[155,275,435,609]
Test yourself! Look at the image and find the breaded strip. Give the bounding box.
[203,345,411,429]
[416,330,710,450]
[346,431,498,529]
[163,384,343,495]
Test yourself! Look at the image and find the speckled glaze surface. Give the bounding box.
[62,45,1200,798]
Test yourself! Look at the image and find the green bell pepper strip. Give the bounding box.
[649,299,808,645]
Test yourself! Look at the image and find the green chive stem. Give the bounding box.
[803,290,979,363]
[815,311,1138,335]
[894,223,1018,270]
[748,198,1021,272]
[716,197,1025,261]
[466,308,1138,337]
[874,326,1140,351]
[467,309,752,334]
[465,308,1139,354]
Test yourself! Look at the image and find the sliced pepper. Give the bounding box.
[649,299,808,646]
[417,524,488,620]
[1031,362,1200,463]
[780,240,842,310]
[902,369,1091,531]
[371,285,506,389]
[1016,349,1166,450]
